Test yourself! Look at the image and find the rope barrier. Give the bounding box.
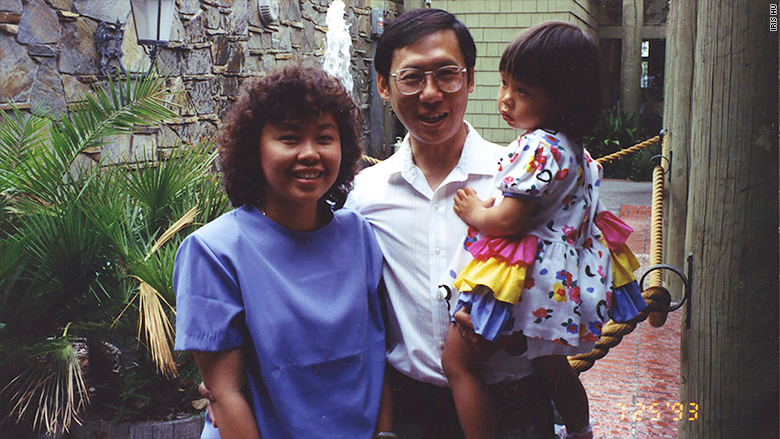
[361,154,382,165]
[648,165,665,287]
[568,286,672,373]
[595,135,661,165]
[570,134,672,373]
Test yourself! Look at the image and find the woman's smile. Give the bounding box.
[259,111,341,218]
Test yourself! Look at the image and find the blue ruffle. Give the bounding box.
[610,280,647,322]
[453,290,515,341]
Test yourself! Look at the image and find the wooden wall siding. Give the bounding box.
[431,0,598,146]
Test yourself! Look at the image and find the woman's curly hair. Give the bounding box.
[218,65,363,210]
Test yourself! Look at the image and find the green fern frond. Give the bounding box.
[0,104,49,178]
[0,70,230,433]
[121,142,217,229]
[9,74,177,209]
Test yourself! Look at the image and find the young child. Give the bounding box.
[441,22,646,439]
[174,66,390,439]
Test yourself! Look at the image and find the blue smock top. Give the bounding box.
[174,205,386,439]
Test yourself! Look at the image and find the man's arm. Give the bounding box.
[193,347,260,439]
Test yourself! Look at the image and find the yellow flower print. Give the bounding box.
[552,282,567,302]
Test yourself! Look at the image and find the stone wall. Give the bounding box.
[0,0,384,163]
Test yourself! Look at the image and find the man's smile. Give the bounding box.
[418,112,448,124]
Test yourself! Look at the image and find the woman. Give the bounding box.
[174,66,389,439]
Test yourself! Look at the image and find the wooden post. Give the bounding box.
[661,0,696,304]
[668,1,779,437]
[620,0,643,120]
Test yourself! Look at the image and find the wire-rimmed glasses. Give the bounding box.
[389,65,468,95]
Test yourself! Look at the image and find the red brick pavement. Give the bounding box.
[579,204,684,439]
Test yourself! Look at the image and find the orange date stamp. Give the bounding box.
[615,401,699,422]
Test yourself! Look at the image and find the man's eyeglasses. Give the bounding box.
[389,65,468,96]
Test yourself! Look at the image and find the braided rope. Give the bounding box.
[647,165,665,287]
[595,135,661,165]
[570,134,672,373]
[361,154,382,165]
[568,286,672,373]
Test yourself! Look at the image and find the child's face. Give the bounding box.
[259,111,342,211]
[496,72,556,131]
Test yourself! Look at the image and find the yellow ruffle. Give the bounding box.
[454,258,529,305]
[611,243,640,287]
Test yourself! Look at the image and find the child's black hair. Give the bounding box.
[499,21,601,139]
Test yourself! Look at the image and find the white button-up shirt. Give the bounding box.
[347,122,535,386]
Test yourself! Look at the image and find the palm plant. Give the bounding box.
[0,73,230,436]
[584,106,659,181]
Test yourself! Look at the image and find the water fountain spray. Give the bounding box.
[322,0,353,94]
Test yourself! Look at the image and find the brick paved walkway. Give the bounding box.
[579,203,684,439]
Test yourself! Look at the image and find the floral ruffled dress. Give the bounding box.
[449,129,646,351]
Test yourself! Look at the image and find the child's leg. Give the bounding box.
[531,355,590,434]
[442,322,500,439]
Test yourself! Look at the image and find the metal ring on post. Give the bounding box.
[640,264,687,312]
[648,154,671,176]
[639,253,694,321]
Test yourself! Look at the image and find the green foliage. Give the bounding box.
[0,73,230,435]
[2,333,89,433]
[585,106,660,181]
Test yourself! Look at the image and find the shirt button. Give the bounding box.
[434,248,441,255]
[434,203,441,210]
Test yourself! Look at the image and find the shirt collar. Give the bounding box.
[394,121,498,179]
[456,121,500,176]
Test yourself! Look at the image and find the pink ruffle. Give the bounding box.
[467,234,539,266]
[594,210,633,250]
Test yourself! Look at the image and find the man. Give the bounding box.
[347,8,553,439]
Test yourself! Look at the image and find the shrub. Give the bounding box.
[585,106,660,181]
[0,73,230,436]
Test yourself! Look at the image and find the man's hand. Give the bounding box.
[453,307,527,356]
[452,307,492,352]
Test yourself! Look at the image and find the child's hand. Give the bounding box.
[454,187,493,228]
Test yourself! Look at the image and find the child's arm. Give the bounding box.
[454,187,534,237]
[193,347,260,439]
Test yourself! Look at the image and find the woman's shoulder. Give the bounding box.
[333,206,373,230]
[184,206,254,247]
[333,207,381,247]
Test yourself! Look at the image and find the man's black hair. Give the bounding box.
[375,8,477,80]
